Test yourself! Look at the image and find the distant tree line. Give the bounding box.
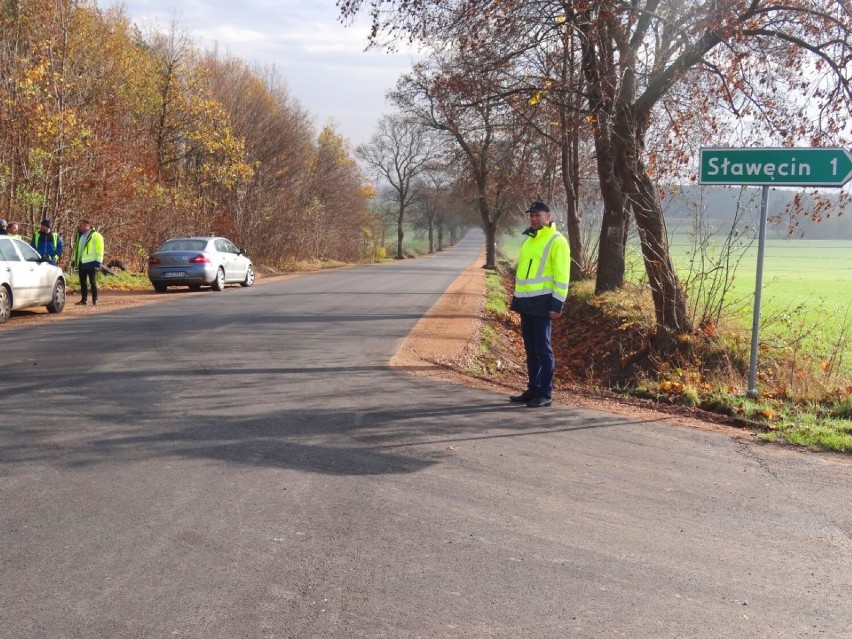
[661,186,852,241]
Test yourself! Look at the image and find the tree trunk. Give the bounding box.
[630,167,692,336]
[476,190,498,268]
[560,23,586,283]
[483,219,497,269]
[579,18,629,294]
[592,124,628,293]
[396,204,404,259]
[615,98,692,337]
[561,126,585,282]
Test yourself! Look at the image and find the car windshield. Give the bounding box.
[159,239,208,252]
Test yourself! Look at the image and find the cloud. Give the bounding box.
[115,0,416,146]
[196,25,268,45]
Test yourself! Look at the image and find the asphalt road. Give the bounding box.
[1,230,851,638]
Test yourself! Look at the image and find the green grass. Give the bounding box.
[381,224,435,257]
[762,407,852,452]
[502,232,852,315]
[500,232,851,377]
[668,237,852,379]
[66,269,152,293]
[670,238,852,322]
[499,230,851,452]
[498,233,524,263]
[485,271,508,314]
[468,270,510,378]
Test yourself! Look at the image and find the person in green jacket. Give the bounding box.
[508,200,570,408]
[71,218,105,306]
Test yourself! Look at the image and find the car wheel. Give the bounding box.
[46,279,66,314]
[0,286,10,324]
[241,265,255,288]
[153,283,168,293]
[211,268,226,291]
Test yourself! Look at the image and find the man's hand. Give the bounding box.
[549,311,561,320]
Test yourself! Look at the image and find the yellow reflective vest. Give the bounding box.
[510,223,570,317]
[71,229,105,268]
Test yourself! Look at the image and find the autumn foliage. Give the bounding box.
[341,0,852,339]
[0,1,373,268]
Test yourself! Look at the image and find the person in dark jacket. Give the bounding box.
[31,219,65,265]
[509,200,571,408]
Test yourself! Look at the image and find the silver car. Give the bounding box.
[0,236,66,323]
[147,236,255,293]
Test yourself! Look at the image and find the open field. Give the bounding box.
[668,238,852,309]
[500,232,852,377]
[668,238,852,375]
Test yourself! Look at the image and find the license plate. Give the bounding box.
[165,271,187,278]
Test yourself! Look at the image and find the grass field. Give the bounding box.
[666,238,852,367]
[668,238,852,308]
[500,232,852,377]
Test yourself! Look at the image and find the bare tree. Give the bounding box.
[340,0,852,341]
[356,114,441,259]
[411,166,453,253]
[391,48,537,269]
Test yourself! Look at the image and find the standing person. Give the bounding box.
[7,222,22,239]
[0,219,7,235]
[71,218,104,306]
[31,219,64,265]
[509,200,570,408]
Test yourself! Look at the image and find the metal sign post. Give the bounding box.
[699,147,852,397]
[747,186,769,397]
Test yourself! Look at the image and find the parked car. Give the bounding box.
[147,236,255,293]
[0,236,66,324]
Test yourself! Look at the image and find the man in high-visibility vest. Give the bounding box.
[71,218,105,306]
[31,219,65,265]
[509,200,570,408]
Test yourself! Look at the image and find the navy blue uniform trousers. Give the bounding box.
[520,313,554,400]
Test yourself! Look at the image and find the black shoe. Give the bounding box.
[509,391,536,403]
[526,397,552,408]
[75,300,87,306]
[92,300,98,306]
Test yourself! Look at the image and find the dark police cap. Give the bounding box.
[40,218,51,228]
[526,200,550,213]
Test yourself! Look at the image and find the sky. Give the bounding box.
[111,1,419,148]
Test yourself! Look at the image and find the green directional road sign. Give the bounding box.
[699,147,852,187]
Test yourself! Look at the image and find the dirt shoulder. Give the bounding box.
[390,248,758,442]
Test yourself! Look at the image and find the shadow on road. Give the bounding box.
[1,368,642,477]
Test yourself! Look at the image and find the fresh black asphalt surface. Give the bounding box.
[2,230,851,638]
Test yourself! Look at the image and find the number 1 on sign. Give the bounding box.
[831,158,838,175]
